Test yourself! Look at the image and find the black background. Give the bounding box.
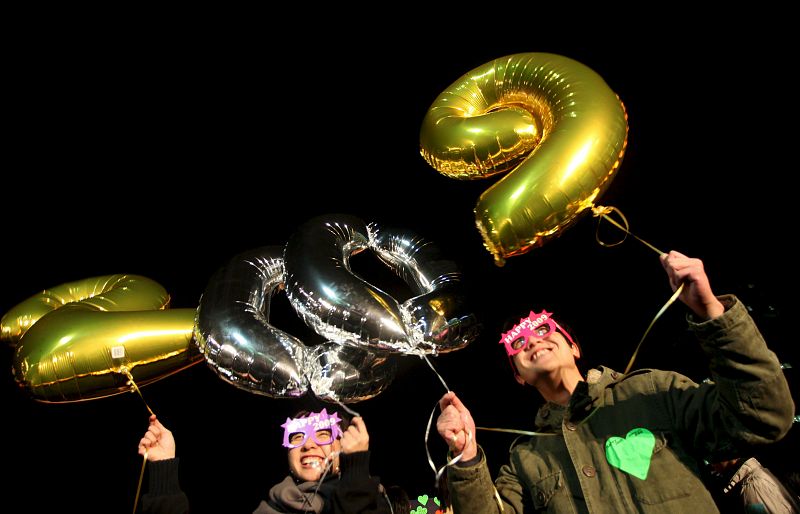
[3,14,797,514]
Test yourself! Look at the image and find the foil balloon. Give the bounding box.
[306,343,395,403]
[194,246,397,402]
[4,275,199,402]
[194,246,307,398]
[284,214,479,355]
[370,225,480,353]
[419,52,628,266]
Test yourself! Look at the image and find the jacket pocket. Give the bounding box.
[628,431,697,505]
[531,471,562,509]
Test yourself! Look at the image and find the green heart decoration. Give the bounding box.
[417,494,428,505]
[605,427,655,480]
[411,507,427,514]
[433,497,440,506]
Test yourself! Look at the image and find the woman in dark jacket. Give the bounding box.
[137,408,392,514]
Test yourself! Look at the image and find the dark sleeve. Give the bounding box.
[139,458,191,514]
[331,451,390,514]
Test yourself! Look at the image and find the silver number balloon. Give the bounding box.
[195,246,307,398]
[194,246,397,402]
[307,343,396,403]
[370,224,480,354]
[284,214,479,355]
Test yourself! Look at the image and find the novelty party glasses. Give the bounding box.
[499,310,576,357]
[281,408,343,449]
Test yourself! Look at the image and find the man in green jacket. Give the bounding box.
[436,250,795,513]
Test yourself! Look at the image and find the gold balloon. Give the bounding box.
[420,53,628,266]
[3,275,200,402]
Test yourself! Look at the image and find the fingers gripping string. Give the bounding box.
[126,367,156,514]
[425,400,473,486]
[590,205,685,375]
[420,355,461,484]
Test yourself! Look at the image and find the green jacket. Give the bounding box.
[447,296,794,513]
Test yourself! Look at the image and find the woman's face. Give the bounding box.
[287,426,341,482]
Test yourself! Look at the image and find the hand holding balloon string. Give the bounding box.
[123,361,164,513]
[421,354,477,484]
[133,414,174,513]
[417,50,681,367]
[589,208,694,373]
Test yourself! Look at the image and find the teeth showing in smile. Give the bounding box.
[533,348,552,361]
[301,456,323,468]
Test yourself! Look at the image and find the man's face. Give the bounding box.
[511,327,581,385]
[500,311,581,385]
[287,427,341,482]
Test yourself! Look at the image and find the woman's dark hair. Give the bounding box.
[383,485,410,514]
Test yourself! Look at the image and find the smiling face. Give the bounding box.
[511,328,581,385]
[287,428,341,482]
[500,311,581,387]
[282,409,343,482]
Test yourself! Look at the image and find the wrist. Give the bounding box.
[700,299,725,320]
[462,442,477,461]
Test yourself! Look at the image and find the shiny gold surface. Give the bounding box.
[4,275,200,402]
[420,53,628,265]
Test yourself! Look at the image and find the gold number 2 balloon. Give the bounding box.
[420,53,628,266]
[1,274,200,402]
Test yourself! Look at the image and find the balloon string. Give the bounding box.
[476,401,603,439]
[305,451,339,510]
[471,285,683,438]
[422,354,450,392]
[330,397,360,419]
[133,450,148,514]
[475,426,556,437]
[424,207,688,472]
[624,283,684,375]
[121,367,155,417]
[382,490,395,514]
[592,205,664,256]
[424,400,472,486]
[590,205,687,374]
[462,212,686,442]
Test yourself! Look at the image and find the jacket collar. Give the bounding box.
[534,366,623,430]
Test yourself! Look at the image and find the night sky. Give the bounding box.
[4,17,797,514]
